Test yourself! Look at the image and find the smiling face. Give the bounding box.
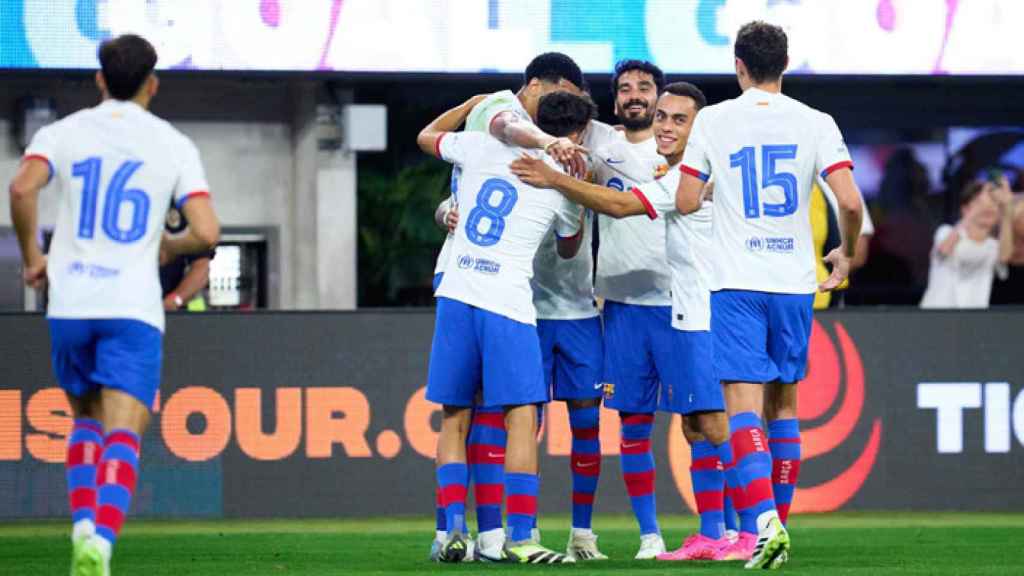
[614,69,659,131]
[652,92,699,165]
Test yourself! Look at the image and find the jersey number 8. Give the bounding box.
[465,178,518,247]
[73,157,150,244]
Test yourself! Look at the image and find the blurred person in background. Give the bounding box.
[920,176,1014,308]
[160,198,215,311]
[990,196,1024,305]
[868,148,936,302]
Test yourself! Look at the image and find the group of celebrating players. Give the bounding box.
[419,20,864,569]
[5,18,865,576]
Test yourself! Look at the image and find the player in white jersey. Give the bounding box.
[8,35,219,576]
[586,60,675,559]
[674,21,864,569]
[427,54,593,562]
[512,82,742,562]
[418,92,594,565]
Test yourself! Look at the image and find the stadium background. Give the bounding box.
[1,2,1024,573]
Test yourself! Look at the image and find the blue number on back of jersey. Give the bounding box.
[465,178,518,247]
[729,144,798,219]
[72,158,150,243]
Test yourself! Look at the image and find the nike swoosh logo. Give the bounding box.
[593,382,604,390]
[605,158,624,165]
[487,452,505,459]
[575,461,597,468]
[622,442,643,449]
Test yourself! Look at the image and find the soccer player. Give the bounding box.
[589,59,673,560]
[428,53,588,561]
[8,34,219,576]
[511,82,738,562]
[674,21,864,569]
[418,91,594,565]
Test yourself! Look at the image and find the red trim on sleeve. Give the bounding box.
[679,164,710,182]
[821,160,854,179]
[22,154,54,183]
[176,190,210,210]
[631,187,658,220]
[433,132,448,159]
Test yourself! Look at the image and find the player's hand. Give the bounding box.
[544,138,589,179]
[510,155,559,189]
[23,256,47,290]
[163,294,180,311]
[445,205,459,233]
[819,248,852,292]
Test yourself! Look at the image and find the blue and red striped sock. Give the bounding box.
[437,463,468,536]
[569,406,600,530]
[467,407,505,533]
[620,413,658,536]
[66,418,103,535]
[729,412,776,535]
[690,440,724,540]
[719,438,745,534]
[95,429,140,547]
[723,493,738,532]
[434,486,446,532]
[768,418,801,526]
[505,473,538,542]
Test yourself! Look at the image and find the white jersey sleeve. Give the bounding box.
[465,90,530,134]
[680,111,712,182]
[438,131,486,166]
[172,140,210,208]
[24,124,60,181]
[815,114,854,179]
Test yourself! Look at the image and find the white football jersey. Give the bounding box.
[632,167,713,331]
[435,131,580,325]
[531,208,596,320]
[25,99,209,332]
[681,88,854,294]
[590,128,671,306]
[434,90,531,277]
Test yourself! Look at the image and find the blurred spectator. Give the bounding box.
[811,181,874,309]
[871,148,937,295]
[920,177,1014,309]
[990,197,1024,305]
[160,199,215,311]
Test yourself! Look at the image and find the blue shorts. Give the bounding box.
[659,330,723,415]
[48,318,163,409]
[426,298,547,407]
[601,301,676,414]
[537,317,603,401]
[711,290,814,384]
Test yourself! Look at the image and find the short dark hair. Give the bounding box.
[98,34,158,100]
[611,59,665,96]
[960,181,988,207]
[734,21,788,84]
[536,92,595,138]
[524,52,584,91]
[662,81,707,111]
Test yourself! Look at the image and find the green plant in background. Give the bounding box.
[358,161,451,306]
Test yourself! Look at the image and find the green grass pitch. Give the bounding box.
[1,513,1021,575]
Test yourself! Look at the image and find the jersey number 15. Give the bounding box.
[72,157,150,244]
[730,145,798,219]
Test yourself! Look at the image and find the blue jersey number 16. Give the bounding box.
[729,144,798,219]
[72,157,150,243]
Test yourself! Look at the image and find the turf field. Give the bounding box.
[1,513,1020,575]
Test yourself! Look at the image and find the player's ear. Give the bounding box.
[95,71,107,97]
[147,74,160,98]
